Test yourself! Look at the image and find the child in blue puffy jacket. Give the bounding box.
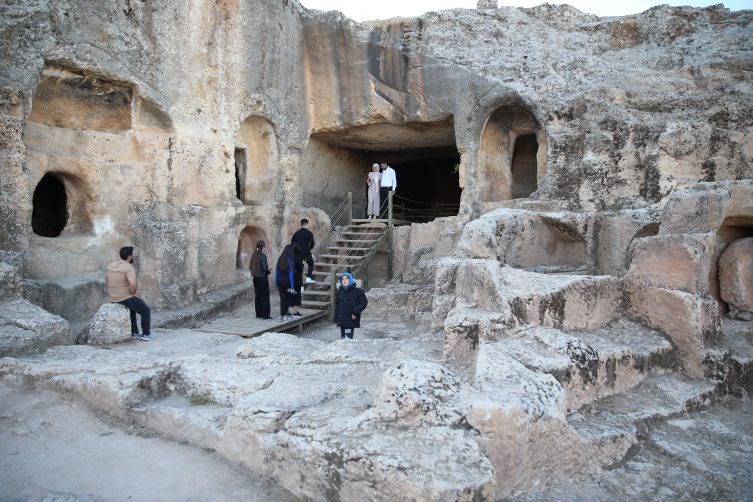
[334,273,367,339]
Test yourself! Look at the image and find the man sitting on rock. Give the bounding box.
[105,246,154,340]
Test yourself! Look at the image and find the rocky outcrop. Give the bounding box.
[0,263,22,302]
[0,300,71,357]
[719,237,753,319]
[85,303,131,345]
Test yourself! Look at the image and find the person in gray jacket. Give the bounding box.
[250,240,272,320]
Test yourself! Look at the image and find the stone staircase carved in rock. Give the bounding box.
[301,223,389,315]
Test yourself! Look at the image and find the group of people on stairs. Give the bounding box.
[249,218,368,338]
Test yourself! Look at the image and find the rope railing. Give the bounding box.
[310,194,350,258]
[392,194,460,207]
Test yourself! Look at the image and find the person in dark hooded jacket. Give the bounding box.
[334,273,367,339]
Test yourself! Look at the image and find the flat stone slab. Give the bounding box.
[0,300,71,358]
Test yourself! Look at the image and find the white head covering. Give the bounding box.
[372,163,379,169]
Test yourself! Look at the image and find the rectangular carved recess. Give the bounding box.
[28,66,133,132]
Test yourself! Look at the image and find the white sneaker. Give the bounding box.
[305,277,315,283]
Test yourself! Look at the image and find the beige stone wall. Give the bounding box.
[299,138,370,220]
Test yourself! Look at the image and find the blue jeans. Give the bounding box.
[117,296,151,336]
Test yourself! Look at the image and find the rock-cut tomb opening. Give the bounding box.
[304,117,461,222]
[31,174,67,238]
[480,105,546,201]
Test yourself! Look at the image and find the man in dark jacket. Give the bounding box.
[334,273,368,339]
[291,218,316,283]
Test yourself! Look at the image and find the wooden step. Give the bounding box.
[302,290,330,297]
[319,254,364,261]
[339,231,385,237]
[333,239,379,244]
[327,246,370,252]
[301,300,330,309]
[312,269,353,277]
[304,280,331,287]
[352,219,388,223]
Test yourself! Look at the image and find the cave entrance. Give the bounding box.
[511,134,539,199]
[235,148,247,202]
[479,106,546,202]
[302,117,461,223]
[233,116,278,206]
[32,174,67,237]
[385,148,461,223]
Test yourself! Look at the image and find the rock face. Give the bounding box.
[0,0,752,500]
[719,237,753,318]
[85,303,132,345]
[0,263,22,302]
[0,300,71,357]
[1,1,751,303]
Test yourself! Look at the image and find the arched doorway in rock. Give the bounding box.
[236,226,269,271]
[32,174,68,237]
[479,106,546,201]
[234,117,278,206]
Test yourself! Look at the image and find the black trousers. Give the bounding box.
[379,187,391,218]
[303,255,315,279]
[278,286,297,316]
[340,326,355,339]
[117,297,151,336]
[253,276,271,319]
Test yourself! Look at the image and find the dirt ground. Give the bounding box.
[0,381,297,502]
[1,315,752,502]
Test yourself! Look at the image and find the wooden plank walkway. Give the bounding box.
[197,307,328,337]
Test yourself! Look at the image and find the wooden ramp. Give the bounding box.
[196,308,328,337]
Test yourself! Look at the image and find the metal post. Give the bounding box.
[364,262,369,292]
[388,191,393,280]
[347,192,352,227]
[329,267,336,321]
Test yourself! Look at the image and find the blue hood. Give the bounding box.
[339,272,354,289]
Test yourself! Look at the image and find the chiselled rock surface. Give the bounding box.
[719,237,753,316]
[0,300,71,358]
[86,303,132,345]
[0,263,22,302]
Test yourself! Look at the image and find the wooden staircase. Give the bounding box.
[300,223,388,311]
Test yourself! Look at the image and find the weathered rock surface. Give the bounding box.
[719,237,753,316]
[85,303,132,345]
[1,0,752,498]
[22,274,109,322]
[1,307,750,502]
[0,300,71,358]
[0,263,22,302]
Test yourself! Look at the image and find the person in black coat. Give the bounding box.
[288,243,304,318]
[275,245,298,321]
[249,240,271,320]
[334,273,367,339]
[291,219,316,282]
